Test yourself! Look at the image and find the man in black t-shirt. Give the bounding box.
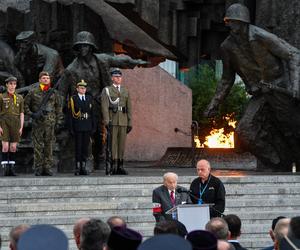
[189,159,225,218]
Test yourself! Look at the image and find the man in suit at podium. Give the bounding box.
[190,159,225,218]
[152,172,191,222]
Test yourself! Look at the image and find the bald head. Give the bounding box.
[196,159,211,181]
[73,218,90,249]
[273,218,290,250]
[205,218,229,240]
[163,172,178,191]
[9,224,30,250]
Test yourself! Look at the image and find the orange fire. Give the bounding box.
[195,115,237,148]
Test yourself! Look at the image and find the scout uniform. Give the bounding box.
[0,76,24,176]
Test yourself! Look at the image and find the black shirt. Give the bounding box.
[189,174,226,217]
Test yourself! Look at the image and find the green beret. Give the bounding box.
[77,80,87,87]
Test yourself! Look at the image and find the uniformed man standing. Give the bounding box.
[101,68,132,175]
[24,71,63,176]
[0,76,24,176]
[68,80,95,175]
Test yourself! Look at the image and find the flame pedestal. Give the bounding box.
[156,147,256,170]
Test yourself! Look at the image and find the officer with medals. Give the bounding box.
[189,159,226,218]
[101,68,132,175]
[69,80,95,175]
[0,76,24,176]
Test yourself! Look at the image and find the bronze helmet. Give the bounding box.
[73,31,98,51]
[224,3,250,23]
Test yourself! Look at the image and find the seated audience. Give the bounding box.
[223,214,247,250]
[279,216,300,250]
[262,216,286,250]
[107,226,142,250]
[218,240,236,250]
[273,218,291,250]
[80,219,110,250]
[107,216,127,229]
[186,230,218,250]
[138,234,192,250]
[73,217,90,249]
[9,224,30,250]
[205,217,229,240]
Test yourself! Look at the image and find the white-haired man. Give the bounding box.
[152,172,191,222]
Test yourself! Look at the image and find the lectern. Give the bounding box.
[166,204,211,232]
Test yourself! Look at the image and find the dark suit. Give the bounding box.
[152,185,191,222]
[69,94,94,162]
[229,241,248,250]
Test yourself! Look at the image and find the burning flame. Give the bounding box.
[195,115,237,148]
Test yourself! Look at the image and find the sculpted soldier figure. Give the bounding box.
[0,76,24,176]
[24,71,63,176]
[101,68,132,175]
[68,80,95,176]
[205,3,300,170]
[15,31,64,85]
[0,39,24,86]
[58,31,147,170]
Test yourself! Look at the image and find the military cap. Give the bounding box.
[186,230,218,250]
[107,226,142,250]
[138,234,192,250]
[77,79,88,87]
[18,224,68,250]
[110,68,122,76]
[279,236,300,250]
[16,31,36,41]
[5,76,17,83]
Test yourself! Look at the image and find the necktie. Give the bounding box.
[170,191,175,206]
[82,95,85,101]
[117,86,120,92]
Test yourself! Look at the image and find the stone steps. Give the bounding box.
[0,174,300,250]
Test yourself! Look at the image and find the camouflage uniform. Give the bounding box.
[24,85,63,174]
[0,92,24,142]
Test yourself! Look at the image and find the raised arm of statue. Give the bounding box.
[204,47,235,118]
[106,54,148,69]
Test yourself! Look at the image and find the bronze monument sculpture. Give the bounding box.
[205,3,300,171]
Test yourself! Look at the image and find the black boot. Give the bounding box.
[80,162,89,175]
[116,159,128,175]
[75,162,80,176]
[110,160,117,175]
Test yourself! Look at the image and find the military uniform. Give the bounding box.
[58,31,146,170]
[68,82,95,175]
[24,84,63,175]
[101,69,132,175]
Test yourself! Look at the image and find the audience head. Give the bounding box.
[154,221,179,236]
[107,226,142,250]
[163,172,178,191]
[205,217,229,240]
[73,217,90,249]
[217,240,235,250]
[9,224,30,250]
[269,216,286,242]
[80,219,110,250]
[17,224,68,250]
[107,216,126,229]
[288,216,300,239]
[223,214,242,239]
[186,230,218,250]
[138,234,192,250]
[279,216,300,250]
[196,159,211,181]
[273,218,291,250]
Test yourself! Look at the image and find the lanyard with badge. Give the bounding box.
[198,175,211,204]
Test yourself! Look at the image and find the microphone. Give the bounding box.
[176,187,190,193]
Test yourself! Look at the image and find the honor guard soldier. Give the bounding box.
[69,80,95,175]
[0,76,24,176]
[101,68,132,175]
[24,71,63,176]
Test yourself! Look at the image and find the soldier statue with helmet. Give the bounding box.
[58,31,147,170]
[0,76,24,176]
[204,3,300,170]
